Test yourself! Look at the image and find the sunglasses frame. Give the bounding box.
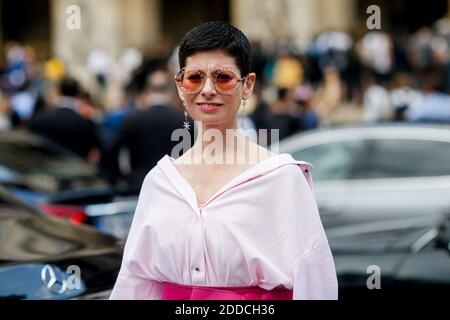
[175,67,247,95]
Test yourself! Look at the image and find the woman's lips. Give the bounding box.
[197,103,223,112]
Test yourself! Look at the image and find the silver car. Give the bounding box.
[276,124,450,228]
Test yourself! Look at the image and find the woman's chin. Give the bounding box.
[194,118,238,130]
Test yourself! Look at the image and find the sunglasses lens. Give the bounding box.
[215,71,239,93]
[180,70,203,93]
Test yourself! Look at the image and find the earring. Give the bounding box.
[239,99,247,131]
[182,101,190,131]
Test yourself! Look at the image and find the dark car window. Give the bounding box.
[0,137,97,178]
[291,141,362,181]
[352,139,450,179]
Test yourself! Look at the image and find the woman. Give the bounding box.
[110,21,338,300]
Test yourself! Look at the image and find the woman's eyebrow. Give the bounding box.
[186,64,238,70]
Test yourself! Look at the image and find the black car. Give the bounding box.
[0,186,124,299]
[0,130,137,239]
[328,214,450,299]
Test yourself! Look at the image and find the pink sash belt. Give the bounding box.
[160,282,293,300]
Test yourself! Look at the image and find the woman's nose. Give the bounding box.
[201,77,217,97]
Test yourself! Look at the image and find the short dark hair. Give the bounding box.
[178,21,252,76]
[59,77,81,97]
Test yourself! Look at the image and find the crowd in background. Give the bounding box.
[1,16,450,191]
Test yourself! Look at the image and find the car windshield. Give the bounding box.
[291,140,362,181]
[0,133,97,179]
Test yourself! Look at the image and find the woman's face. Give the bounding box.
[177,49,256,129]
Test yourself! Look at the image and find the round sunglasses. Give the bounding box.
[175,67,247,95]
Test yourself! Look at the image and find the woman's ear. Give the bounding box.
[242,73,256,100]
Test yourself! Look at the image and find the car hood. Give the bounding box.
[0,206,123,265]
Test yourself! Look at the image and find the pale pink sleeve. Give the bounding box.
[109,270,163,299]
[290,242,338,300]
[109,268,163,299]
[109,172,163,300]
[288,163,338,300]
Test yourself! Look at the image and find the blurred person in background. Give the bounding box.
[249,86,300,145]
[311,66,345,125]
[43,57,65,83]
[405,70,450,122]
[248,85,273,141]
[267,87,301,139]
[0,90,11,130]
[100,75,142,146]
[293,84,319,130]
[78,90,101,121]
[361,70,393,123]
[433,17,450,93]
[357,31,394,83]
[408,26,436,72]
[8,79,45,128]
[87,48,113,92]
[389,73,423,121]
[443,61,450,93]
[0,43,46,128]
[315,29,353,77]
[101,57,173,145]
[1,42,29,93]
[27,77,102,162]
[250,48,304,143]
[250,40,268,87]
[272,50,303,90]
[106,66,187,193]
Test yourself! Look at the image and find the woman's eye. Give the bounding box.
[187,74,202,82]
[216,73,233,82]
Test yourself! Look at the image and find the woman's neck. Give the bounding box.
[191,123,251,165]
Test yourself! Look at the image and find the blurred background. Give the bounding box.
[0,0,449,300]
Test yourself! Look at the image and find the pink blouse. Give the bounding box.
[109,153,338,300]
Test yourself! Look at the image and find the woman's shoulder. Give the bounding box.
[141,156,171,185]
[247,139,277,162]
[256,149,313,189]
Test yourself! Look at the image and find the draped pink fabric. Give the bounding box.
[110,153,338,300]
[160,282,293,300]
